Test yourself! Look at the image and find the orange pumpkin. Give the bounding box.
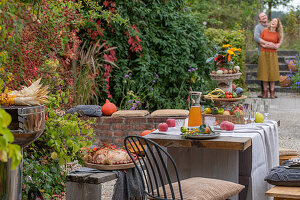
[101,99,117,116]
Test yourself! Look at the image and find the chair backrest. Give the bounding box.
[124,135,183,200]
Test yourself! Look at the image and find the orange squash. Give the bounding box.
[141,129,155,136]
[101,99,117,116]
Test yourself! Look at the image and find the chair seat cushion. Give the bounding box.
[150,177,244,200]
[265,165,300,187]
[150,109,189,117]
[111,110,149,117]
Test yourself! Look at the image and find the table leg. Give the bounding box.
[167,146,239,200]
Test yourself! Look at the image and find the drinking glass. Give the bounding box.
[205,116,216,132]
[253,98,262,113]
[175,119,185,128]
[243,103,250,126]
[263,99,270,120]
[249,104,256,126]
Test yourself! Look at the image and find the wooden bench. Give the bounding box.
[66,171,117,200]
[280,156,300,165]
[266,186,300,200]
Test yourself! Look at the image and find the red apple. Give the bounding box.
[232,84,237,91]
[158,123,168,132]
[166,119,176,127]
[220,121,234,131]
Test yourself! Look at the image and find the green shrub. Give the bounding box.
[22,94,95,198]
[204,28,246,87]
[98,0,215,110]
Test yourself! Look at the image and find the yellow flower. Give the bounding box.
[0,67,4,74]
[227,49,235,56]
[230,48,238,51]
[222,44,232,48]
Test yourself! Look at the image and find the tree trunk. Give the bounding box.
[268,1,272,19]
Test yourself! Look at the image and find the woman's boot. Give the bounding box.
[262,90,268,98]
[270,90,275,99]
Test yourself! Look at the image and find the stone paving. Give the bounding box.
[249,92,300,153]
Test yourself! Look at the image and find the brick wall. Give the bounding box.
[89,115,186,147]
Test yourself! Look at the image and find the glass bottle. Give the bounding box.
[188,91,203,127]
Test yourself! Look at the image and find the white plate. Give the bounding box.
[185,132,220,140]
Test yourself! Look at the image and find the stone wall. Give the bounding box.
[90,116,186,147]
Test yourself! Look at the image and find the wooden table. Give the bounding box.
[145,133,252,200]
[146,134,252,151]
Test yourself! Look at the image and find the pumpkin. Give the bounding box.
[101,99,117,116]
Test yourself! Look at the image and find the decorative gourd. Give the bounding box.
[101,99,117,116]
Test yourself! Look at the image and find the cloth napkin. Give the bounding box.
[70,167,144,200]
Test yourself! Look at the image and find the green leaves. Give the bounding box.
[0,108,22,170]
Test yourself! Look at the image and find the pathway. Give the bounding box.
[249,92,300,152]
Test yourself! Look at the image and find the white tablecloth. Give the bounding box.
[221,120,279,200]
[152,120,279,200]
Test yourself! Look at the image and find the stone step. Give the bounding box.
[245,55,296,64]
[246,78,294,86]
[247,50,298,57]
[247,84,297,93]
[246,63,289,71]
[246,71,292,80]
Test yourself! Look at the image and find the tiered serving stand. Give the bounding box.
[203,72,248,124]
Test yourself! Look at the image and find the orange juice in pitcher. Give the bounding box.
[188,92,203,127]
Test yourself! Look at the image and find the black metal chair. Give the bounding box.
[124,135,245,200]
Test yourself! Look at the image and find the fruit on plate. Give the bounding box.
[166,119,176,127]
[220,121,234,131]
[255,112,264,123]
[212,107,219,115]
[180,126,188,133]
[232,109,240,116]
[233,87,244,97]
[223,110,230,115]
[216,70,223,74]
[232,84,237,91]
[204,126,211,134]
[205,88,225,99]
[234,66,240,71]
[181,124,212,138]
[158,123,168,132]
[204,107,212,114]
[218,108,224,114]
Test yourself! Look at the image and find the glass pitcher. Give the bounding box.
[188,91,203,127]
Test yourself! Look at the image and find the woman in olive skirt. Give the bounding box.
[257,18,283,99]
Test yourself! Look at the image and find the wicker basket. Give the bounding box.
[210,72,242,80]
[279,76,292,87]
[203,113,250,124]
